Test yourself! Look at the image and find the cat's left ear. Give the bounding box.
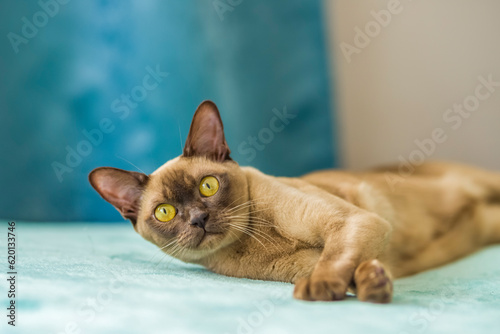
[183,100,231,162]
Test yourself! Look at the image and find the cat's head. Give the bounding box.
[89,101,250,262]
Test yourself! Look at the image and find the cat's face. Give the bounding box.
[136,156,249,261]
[89,101,250,262]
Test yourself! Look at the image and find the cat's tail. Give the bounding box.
[465,166,500,245]
[406,161,500,200]
[438,161,500,202]
[475,203,500,245]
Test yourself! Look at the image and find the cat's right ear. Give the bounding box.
[88,167,148,228]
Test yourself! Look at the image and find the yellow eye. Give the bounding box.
[199,176,219,197]
[154,204,176,222]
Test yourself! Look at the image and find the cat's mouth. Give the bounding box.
[197,231,223,246]
[180,228,224,250]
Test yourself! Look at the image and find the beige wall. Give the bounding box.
[325,0,500,170]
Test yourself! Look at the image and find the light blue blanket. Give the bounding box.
[2,222,499,334]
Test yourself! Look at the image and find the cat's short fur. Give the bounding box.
[89,101,500,303]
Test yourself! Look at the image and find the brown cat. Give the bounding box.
[89,101,500,303]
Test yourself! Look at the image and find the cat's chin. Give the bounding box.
[179,231,228,254]
[195,231,225,248]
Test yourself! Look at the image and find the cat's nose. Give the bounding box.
[189,210,208,229]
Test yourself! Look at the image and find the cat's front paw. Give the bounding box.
[293,276,347,301]
[354,259,393,304]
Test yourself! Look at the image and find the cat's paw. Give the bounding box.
[354,259,393,304]
[293,276,347,301]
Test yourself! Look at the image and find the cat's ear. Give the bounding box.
[89,167,148,227]
[183,100,231,162]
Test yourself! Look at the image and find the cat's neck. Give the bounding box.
[192,167,322,281]
[197,168,299,258]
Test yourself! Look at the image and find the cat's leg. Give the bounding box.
[390,202,500,277]
[293,212,393,302]
[351,259,393,303]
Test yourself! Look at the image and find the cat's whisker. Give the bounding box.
[167,245,181,260]
[162,244,184,270]
[225,207,274,219]
[227,223,268,252]
[224,198,273,214]
[153,250,172,269]
[115,154,150,179]
[225,215,274,225]
[230,222,273,228]
[245,207,274,215]
[237,227,276,248]
[229,227,267,252]
[228,219,275,229]
[148,238,178,262]
[222,211,273,225]
[227,228,242,244]
[221,194,249,212]
[177,120,184,154]
[228,221,285,253]
[153,240,186,270]
[224,201,256,214]
[225,217,276,229]
[158,238,178,251]
[236,227,282,253]
[224,224,241,239]
[229,218,282,238]
[148,248,165,263]
[228,222,284,252]
[225,198,273,212]
[222,194,274,214]
[225,213,265,220]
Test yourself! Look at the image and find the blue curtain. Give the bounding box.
[0,0,338,222]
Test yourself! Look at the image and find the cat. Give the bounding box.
[89,100,500,303]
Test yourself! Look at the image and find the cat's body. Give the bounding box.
[90,101,500,303]
[198,162,500,280]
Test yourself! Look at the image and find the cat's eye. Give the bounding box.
[199,176,219,197]
[154,204,176,222]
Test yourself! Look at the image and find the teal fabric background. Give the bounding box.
[4,222,499,334]
[0,0,337,222]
